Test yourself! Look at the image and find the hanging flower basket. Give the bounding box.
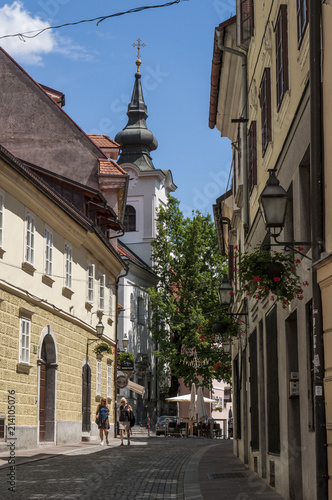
[235,246,308,307]
[93,343,113,356]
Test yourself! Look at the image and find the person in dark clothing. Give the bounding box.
[96,397,110,445]
[118,397,132,446]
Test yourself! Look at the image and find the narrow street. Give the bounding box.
[0,436,284,500]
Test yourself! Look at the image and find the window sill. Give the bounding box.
[16,363,33,374]
[95,395,102,403]
[42,274,55,287]
[22,262,36,276]
[62,287,74,299]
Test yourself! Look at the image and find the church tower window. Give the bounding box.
[124,205,136,232]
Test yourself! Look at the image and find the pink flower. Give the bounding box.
[253,276,261,282]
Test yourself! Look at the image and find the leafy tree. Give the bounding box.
[148,196,237,397]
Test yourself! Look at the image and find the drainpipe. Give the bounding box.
[216,30,249,232]
[310,1,328,498]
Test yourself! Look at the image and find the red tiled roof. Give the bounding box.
[89,134,120,148]
[99,158,127,176]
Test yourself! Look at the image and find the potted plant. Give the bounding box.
[117,351,135,370]
[93,342,113,356]
[234,246,308,307]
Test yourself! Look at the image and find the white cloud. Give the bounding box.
[0,2,95,65]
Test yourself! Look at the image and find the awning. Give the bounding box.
[127,380,145,397]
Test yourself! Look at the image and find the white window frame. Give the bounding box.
[108,284,113,320]
[0,190,4,249]
[87,263,95,303]
[65,244,72,289]
[19,316,31,365]
[107,364,112,399]
[44,228,53,277]
[25,211,35,265]
[98,273,105,311]
[96,360,102,396]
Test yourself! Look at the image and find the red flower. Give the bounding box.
[253,276,261,282]
[229,291,233,296]
[298,246,304,251]
[295,259,301,264]
[273,277,281,282]
[271,296,275,301]
[233,267,237,272]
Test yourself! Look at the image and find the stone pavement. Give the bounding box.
[0,435,285,499]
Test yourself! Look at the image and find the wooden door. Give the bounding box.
[82,364,91,432]
[39,362,46,441]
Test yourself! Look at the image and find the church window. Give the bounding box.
[124,205,136,232]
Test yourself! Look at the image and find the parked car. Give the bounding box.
[155,416,183,436]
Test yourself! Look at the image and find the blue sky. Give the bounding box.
[0,0,235,217]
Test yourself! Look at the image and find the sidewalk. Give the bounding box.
[184,440,285,499]
[0,437,284,499]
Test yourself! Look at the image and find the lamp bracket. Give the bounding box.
[264,234,312,261]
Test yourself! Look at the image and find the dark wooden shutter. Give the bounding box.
[260,68,272,157]
[248,121,257,194]
[250,328,259,450]
[276,5,289,110]
[266,306,280,454]
[82,363,91,432]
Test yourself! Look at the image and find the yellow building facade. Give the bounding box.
[0,146,125,450]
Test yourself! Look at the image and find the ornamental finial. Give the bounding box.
[132,37,146,72]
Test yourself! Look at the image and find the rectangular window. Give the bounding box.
[25,212,35,265]
[20,316,31,364]
[250,329,259,451]
[266,306,280,454]
[248,121,257,194]
[259,68,272,157]
[96,360,101,396]
[99,274,105,311]
[0,191,4,248]
[240,0,254,43]
[0,416,5,440]
[108,284,113,320]
[87,264,94,303]
[107,364,112,399]
[137,297,144,325]
[297,0,308,46]
[276,5,289,110]
[65,244,72,289]
[45,229,53,277]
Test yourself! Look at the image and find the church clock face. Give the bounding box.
[126,168,138,190]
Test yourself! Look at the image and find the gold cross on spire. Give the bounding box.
[132,37,146,72]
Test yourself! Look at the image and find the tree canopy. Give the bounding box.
[148,196,238,396]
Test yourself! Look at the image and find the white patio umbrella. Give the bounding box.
[196,386,208,423]
[189,383,196,421]
[165,394,217,403]
[188,383,196,433]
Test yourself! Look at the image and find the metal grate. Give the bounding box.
[207,472,246,480]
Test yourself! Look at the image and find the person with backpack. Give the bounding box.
[95,397,110,445]
[118,397,133,446]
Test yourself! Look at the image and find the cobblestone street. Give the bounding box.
[0,437,285,500]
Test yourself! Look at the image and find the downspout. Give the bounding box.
[310,1,328,498]
[114,266,129,438]
[216,30,249,232]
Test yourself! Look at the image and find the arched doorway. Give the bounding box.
[38,326,57,443]
[82,360,91,432]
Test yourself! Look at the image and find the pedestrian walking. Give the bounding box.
[96,397,110,445]
[118,397,132,446]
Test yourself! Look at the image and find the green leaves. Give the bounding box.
[148,196,230,393]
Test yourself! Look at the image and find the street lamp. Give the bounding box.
[86,319,105,359]
[122,333,129,351]
[222,339,231,354]
[259,169,311,258]
[259,169,288,237]
[218,275,233,306]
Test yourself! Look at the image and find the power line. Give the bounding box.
[0,1,190,42]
